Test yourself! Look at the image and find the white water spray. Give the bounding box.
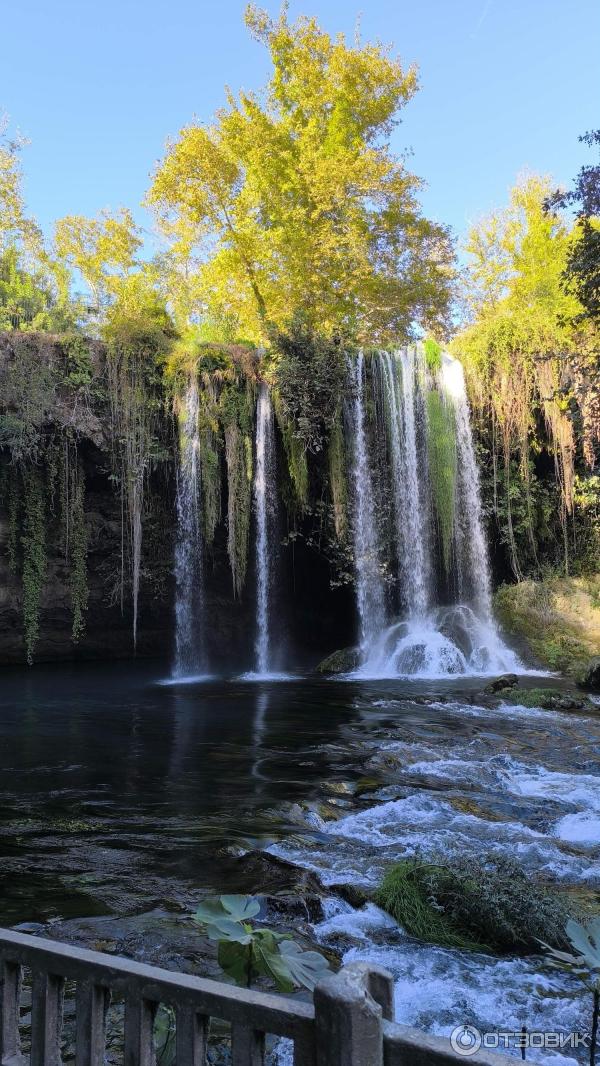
[351,352,387,654]
[173,381,205,678]
[353,347,522,678]
[253,384,276,675]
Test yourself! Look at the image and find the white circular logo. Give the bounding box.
[450,1025,482,1056]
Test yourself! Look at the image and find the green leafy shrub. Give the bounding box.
[274,321,347,456]
[193,895,330,991]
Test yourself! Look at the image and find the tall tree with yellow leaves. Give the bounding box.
[147,5,454,346]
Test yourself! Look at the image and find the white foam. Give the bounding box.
[271,791,599,886]
[314,901,397,941]
[237,672,299,682]
[555,812,600,846]
[332,940,583,1065]
[353,605,525,680]
[157,673,215,686]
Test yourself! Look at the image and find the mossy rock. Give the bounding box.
[484,673,519,694]
[508,686,590,711]
[374,857,574,955]
[315,647,359,674]
[575,656,600,692]
[494,577,600,679]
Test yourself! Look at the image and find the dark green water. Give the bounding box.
[0,662,596,924]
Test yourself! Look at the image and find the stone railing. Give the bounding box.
[0,927,507,1064]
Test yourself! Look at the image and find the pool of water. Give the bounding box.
[1,662,599,1062]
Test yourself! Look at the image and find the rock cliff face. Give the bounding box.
[0,332,353,668]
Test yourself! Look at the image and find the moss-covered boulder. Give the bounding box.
[315,646,359,674]
[494,576,600,679]
[576,656,600,692]
[484,673,519,694]
[507,687,590,711]
[374,857,574,955]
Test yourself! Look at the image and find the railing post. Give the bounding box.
[124,995,157,1066]
[231,1021,265,1065]
[175,1005,207,1066]
[0,960,22,1065]
[313,964,394,1066]
[30,972,65,1066]
[75,981,109,1066]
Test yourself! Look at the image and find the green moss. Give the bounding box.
[494,577,600,677]
[508,687,585,710]
[426,389,457,571]
[424,337,442,372]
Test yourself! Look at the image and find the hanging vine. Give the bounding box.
[20,467,47,664]
[220,380,254,598]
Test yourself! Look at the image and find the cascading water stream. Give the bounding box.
[440,353,492,618]
[353,346,522,678]
[350,352,387,654]
[381,349,430,616]
[253,384,276,675]
[173,381,205,678]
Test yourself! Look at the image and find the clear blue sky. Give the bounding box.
[2,0,598,248]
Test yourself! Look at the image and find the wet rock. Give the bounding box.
[230,850,324,897]
[329,883,371,909]
[576,656,600,692]
[484,673,519,694]
[315,646,359,674]
[260,893,324,925]
[40,909,224,981]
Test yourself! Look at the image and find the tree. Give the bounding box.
[455,175,596,575]
[147,5,454,346]
[0,119,78,331]
[54,208,142,309]
[0,118,41,255]
[547,131,600,325]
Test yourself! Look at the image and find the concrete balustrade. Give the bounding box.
[0,928,508,1065]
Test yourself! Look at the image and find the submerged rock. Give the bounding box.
[484,673,519,694]
[315,646,359,674]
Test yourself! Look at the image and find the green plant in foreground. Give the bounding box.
[542,918,600,1066]
[154,895,330,1065]
[194,895,330,992]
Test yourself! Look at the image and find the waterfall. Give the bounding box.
[439,353,492,618]
[253,383,276,675]
[352,347,522,678]
[350,352,387,654]
[173,381,205,678]
[380,348,431,617]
